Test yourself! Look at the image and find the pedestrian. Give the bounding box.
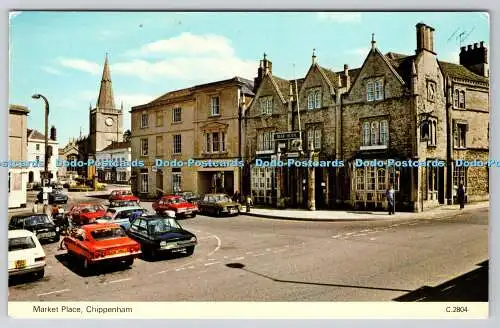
[386,183,395,215]
[232,190,240,203]
[457,183,466,209]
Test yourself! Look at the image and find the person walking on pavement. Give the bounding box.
[457,183,466,209]
[232,190,240,203]
[386,183,395,215]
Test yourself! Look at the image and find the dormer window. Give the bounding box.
[260,96,273,115]
[367,79,384,101]
[307,88,322,110]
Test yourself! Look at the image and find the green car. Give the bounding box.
[198,193,242,216]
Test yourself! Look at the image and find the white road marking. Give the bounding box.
[155,270,167,275]
[345,232,354,236]
[369,238,376,241]
[207,234,222,256]
[188,266,195,269]
[204,262,220,266]
[108,278,132,284]
[253,253,266,257]
[38,289,70,296]
[232,256,244,261]
[360,229,371,233]
[353,233,368,237]
[332,234,342,238]
[245,251,253,254]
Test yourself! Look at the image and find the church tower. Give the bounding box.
[89,53,124,155]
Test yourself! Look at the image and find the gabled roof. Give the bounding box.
[438,61,489,84]
[100,141,131,152]
[27,129,56,141]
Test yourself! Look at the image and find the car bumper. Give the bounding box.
[90,251,142,263]
[176,210,197,217]
[9,263,45,276]
[159,241,197,251]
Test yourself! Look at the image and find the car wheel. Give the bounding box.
[35,268,45,279]
[53,235,60,243]
[216,208,221,217]
[185,246,195,256]
[83,258,92,271]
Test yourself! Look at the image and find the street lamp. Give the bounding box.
[418,114,432,212]
[32,94,50,213]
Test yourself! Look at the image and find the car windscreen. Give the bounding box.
[9,236,36,251]
[23,215,52,226]
[214,195,231,202]
[171,198,187,204]
[147,218,182,235]
[90,227,127,240]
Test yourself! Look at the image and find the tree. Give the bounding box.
[123,129,132,142]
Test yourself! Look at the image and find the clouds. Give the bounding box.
[53,32,258,83]
[58,58,101,75]
[317,12,362,23]
[41,66,62,75]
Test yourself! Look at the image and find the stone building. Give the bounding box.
[243,22,489,212]
[95,141,131,184]
[27,127,58,184]
[8,104,29,208]
[130,77,253,198]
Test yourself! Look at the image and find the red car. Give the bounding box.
[68,203,106,226]
[109,190,140,204]
[152,195,198,218]
[63,223,141,271]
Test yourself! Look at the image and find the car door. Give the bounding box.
[8,217,20,230]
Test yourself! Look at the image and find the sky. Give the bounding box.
[9,11,489,147]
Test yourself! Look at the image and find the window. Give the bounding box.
[156,136,163,156]
[307,88,322,110]
[431,120,437,146]
[156,111,164,127]
[428,167,438,193]
[454,90,459,108]
[453,166,467,190]
[172,172,182,193]
[118,172,127,181]
[173,135,182,154]
[374,80,383,100]
[363,122,370,146]
[258,131,274,151]
[172,107,181,123]
[140,173,148,193]
[367,79,383,101]
[356,169,364,191]
[260,96,273,115]
[204,131,226,153]
[459,91,465,108]
[307,127,322,150]
[220,132,225,152]
[420,121,430,141]
[140,138,148,156]
[141,112,149,128]
[371,122,379,145]
[36,155,40,161]
[361,119,388,147]
[367,81,374,101]
[454,123,467,148]
[211,96,220,116]
[36,144,40,151]
[367,167,375,190]
[251,166,274,204]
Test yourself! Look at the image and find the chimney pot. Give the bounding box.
[480,41,485,48]
[460,46,466,52]
[344,64,348,70]
[467,45,472,50]
[474,42,478,49]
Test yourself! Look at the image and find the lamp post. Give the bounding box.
[418,116,431,212]
[308,140,316,211]
[32,94,50,214]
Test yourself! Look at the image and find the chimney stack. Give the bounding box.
[459,41,489,77]
[416,22,435,54]
[254,53,272,92]
[50,126,56,141]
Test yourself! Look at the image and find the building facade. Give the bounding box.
[243,22,489,212]
[8,104,29,208]
[96,141,132,184]
[130,77,253,198]
[27,126,59,184]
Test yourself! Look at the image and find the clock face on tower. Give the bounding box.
[105,117,114,126]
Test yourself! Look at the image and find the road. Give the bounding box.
[8,191,488,302]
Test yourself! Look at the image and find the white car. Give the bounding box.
[8,230,46,279]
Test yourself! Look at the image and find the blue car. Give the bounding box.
[97,206,148,230]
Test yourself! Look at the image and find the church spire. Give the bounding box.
[96,53,116,110]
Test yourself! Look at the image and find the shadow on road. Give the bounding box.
[225,263,412,293]
[393,260,488,302]
[55,253,133,277]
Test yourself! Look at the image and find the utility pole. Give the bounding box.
[308,140,316,211]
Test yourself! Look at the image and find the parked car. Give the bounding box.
[177,191,200,204]
[126,214,197,259]
[67,203,106,226]
[109,190,140,203]
[62,223,141,271]
[108,200,139,208]
[197,193,242,216]
[152,195,198,218]
[36,189,68,204]
[8,230,46,279]
[98,206,148,230]
[8,213,60,243]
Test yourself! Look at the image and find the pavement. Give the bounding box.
[245,201,489,222]
[8,200,488,302]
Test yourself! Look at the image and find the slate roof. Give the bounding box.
[438,61,489,84]
[100,141,131,152]
[27,129,56,141]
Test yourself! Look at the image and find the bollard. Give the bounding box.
[246,196,251,213]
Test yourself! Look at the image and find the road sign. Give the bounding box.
[274,131,300,140]
[43,187,52,193]
[286,152,300,158]
[43,179,49,186]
